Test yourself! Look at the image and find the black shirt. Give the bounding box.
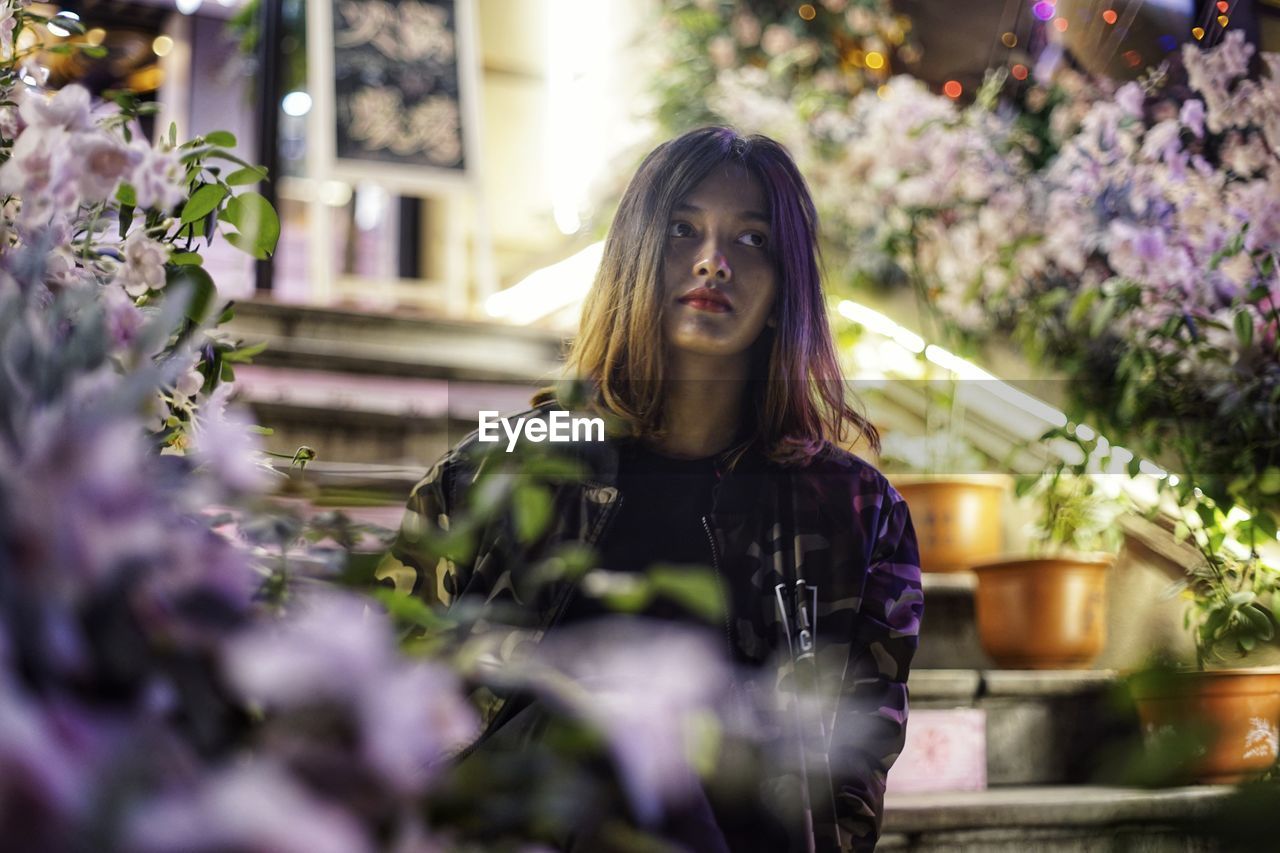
[557,440,796,852]
[560,440,723,625]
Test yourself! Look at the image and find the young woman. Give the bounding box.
[388,127,923,853]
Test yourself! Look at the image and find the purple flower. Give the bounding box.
[1116,82,1145,118]
[125,762,374,853]
[1180,99,1206,138]
[222,591,479,795]
[532,618,732,825]
[189,384,274,495]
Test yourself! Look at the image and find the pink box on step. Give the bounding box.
[888,708,987,793]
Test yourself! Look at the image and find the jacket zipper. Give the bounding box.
[701,515,735,659]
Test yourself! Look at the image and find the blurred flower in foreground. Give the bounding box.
[531,618,732,825]
[126,762,374,853]
[223,591,480,797]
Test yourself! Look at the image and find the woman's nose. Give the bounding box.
[693,249,731,281]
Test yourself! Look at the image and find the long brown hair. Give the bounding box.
[539,127,879,466]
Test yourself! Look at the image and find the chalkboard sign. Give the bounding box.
[309,0,480,192]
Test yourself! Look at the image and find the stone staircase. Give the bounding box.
[884,561,1234,852]
[222,299,567,466]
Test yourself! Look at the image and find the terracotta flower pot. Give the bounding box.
[1130,668,1280,784]
[971,554,1112,669]
[893,477,1008,573]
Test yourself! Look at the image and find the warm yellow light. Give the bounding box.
[1192,26,1205,39]
[86,27,106,46]
[1001,32,1017,47]
[876,84,890,99]
[864,51,885,70]
[152,35,174,57]
[798,4,816,21]
[1218,14,1229,26]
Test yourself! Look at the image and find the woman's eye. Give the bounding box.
[668,222,695,238]
[739,232,768,249]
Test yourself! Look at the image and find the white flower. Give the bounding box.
[760,24,797,57]
[114,230,168,297]
[189,383,273,494]
[130,140,186,212]
[18,83,92,132]
[69,132,141,203]
[707,34,735,70]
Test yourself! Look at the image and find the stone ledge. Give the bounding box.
[883,785,1232,833]
[909,669,1119,702]
[921,572,977,593]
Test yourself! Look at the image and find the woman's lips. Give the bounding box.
[678,288,732,312]
[680,297,731,313]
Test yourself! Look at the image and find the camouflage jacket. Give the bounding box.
[385,403,923,853]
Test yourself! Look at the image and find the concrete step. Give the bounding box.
[233,364,538,465]
[907,670,1137,786]
[880,785,1229,851]
[916,572,992,670]
[223,298,568,383]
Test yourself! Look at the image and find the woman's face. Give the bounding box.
[661,165,777,361]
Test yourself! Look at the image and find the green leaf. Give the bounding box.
[1234,310,1254,349]
[221,231,268,260]
[220,191,280,258]
[220,362,235,382]
[225,166,267,186]
[117,205,134,239]
[1250,512,1278,541]
[648,566,726,624]
[1068,289,1100,330]
[1090,296,1118,339]
[371,588,450,630]
[170,252,203,266]
[223,341,268,363]
[165,264,218,324]
[512,483,552,544]
[1246,604,1274,641]
[180,184,228,225]
[1259,468,1280,496]
[79,44,108,59]
[204,130,237,147]
[1228,590,1257,608]
[116,183,137,207]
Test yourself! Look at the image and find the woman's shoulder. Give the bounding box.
[802,442,906,503]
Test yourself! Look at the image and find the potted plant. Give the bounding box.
[970,427,1129,668]
[1127,504,1280,783]
[877,393,1011,575]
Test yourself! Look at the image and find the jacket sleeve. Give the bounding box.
[376,453,471,607]
[831,490,923,852]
